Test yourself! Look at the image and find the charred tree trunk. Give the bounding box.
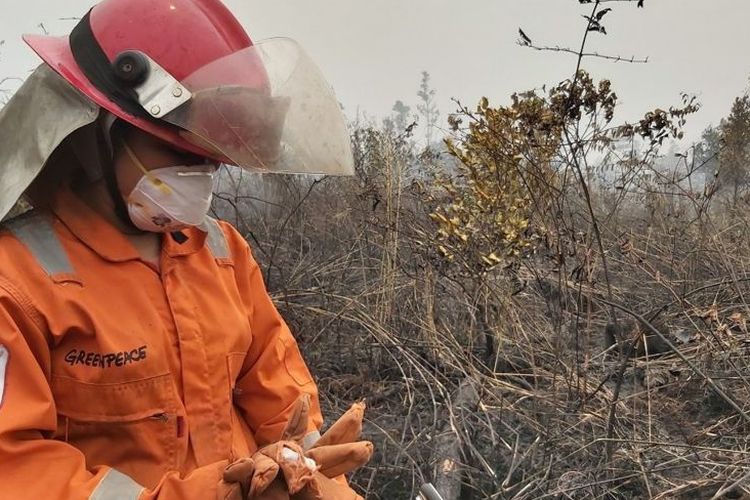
[432,378,480,500]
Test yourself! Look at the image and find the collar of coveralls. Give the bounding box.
[50,184,210,262]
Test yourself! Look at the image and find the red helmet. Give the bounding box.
[24,0,353,175]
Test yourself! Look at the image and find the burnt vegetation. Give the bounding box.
[176,1,750,498]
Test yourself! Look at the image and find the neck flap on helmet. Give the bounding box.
[0,64,99,221]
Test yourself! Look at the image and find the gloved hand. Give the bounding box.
[217,457,256,500]
[302,399,372,480]
[216,447,300,500]
[217,395,373,500]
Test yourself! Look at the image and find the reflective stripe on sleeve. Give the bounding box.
[301,430,322,451]
[89,468,145,500]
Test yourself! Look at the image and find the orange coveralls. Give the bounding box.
[0,187,323,499]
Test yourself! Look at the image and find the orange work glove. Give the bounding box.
[280,395,373,481]
[305,401,372,479]
[249,439,369,500]
[218,396,373,500]
[217,458,256,500]
[216,448,294,500]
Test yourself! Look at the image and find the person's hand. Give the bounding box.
[304,400,373,480]
[218,396,373,499]
[216,446,304,500]
[281,394,372,474]
[217,457,256,500]
[257,439,371,499]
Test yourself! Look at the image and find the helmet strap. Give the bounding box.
[70,10,151,120]
[96,125,140,232]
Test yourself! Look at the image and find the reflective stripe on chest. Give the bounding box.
[5,212,230,276]
[5,212,73,276]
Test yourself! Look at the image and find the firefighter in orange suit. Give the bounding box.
[0,0,371,498]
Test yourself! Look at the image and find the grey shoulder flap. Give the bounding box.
[3,211,74,276]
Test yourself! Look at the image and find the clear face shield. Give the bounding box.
[0,39,353,221]
[159,38,354,176]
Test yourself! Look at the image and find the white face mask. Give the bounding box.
[122,142,216,233]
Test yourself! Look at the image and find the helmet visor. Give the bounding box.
[163,38,353,176]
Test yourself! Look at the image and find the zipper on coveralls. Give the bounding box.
[150,412,185,438]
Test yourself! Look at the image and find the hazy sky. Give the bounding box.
[1,0,748,145]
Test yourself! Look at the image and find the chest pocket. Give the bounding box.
[52,373,182,487]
